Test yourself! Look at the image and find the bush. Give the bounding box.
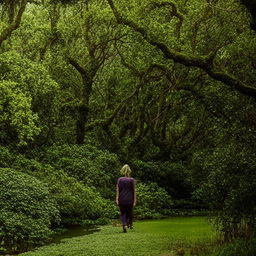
[0,147,118,225]
[192,145,256,241]
[33,144,120,199]
[0,168,59,253]
[11,156,116,225]
[132,160,192,199]
[135,182,173,219]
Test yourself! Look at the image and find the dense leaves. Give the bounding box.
[0,168,59,253]
[0,148,118,225]
[192,145,256,240]
[135,182,173,219]
[33,144,120,198]
[0,51,59,145]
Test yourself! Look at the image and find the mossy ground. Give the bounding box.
[19,217,217,256]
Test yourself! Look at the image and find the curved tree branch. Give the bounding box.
[68,57,90,78]
[0,0,28,47]
[106,0,256,99]
[85,84,141,132]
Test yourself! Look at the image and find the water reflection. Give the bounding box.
[51,226,100,244]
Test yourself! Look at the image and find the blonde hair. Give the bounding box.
[120,164,132,177]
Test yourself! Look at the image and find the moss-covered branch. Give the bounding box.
[0,0,28,47]
[107,0,256,99]
[85,85,140,132]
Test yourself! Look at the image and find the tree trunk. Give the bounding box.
[68,58,94,144]
[75,76,93,144]
[76,104,89,144]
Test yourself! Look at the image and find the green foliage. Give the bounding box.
[49,0,79,4]
[35,144,120,198]
[0,168,59,253]
[172,199,205,210]
[192,145,256,240]
[135,182,173,219]
[240,0,256,30]
[0,0,256,252]
[0,147,118,226]
[0,0,25,24]
[0,146,16,167]
[0,51,59,145]
[10,155,117,224]
[0,51,59,103]
[0,80,40,145]
[133,160,192,199]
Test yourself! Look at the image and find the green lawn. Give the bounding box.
[19,217,217,256]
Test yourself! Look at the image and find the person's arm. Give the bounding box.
[116,184,119,205]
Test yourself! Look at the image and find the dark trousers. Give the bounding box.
[119,204,133,227]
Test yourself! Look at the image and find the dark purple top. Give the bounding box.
[117,177,135,205]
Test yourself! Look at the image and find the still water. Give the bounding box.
[51,225,100,244]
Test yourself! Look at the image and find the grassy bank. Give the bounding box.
[19,217,217,256]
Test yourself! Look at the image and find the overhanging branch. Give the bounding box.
[107,0,256,99]
[85,85,140,132]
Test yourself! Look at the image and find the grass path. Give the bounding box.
[20,217,217,256]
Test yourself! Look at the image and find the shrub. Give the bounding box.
[135,182,173,219]
[192,145,256,241]
[11,156,116,224]
[172,199,206,210]
[132,160,192,199]
[0,168,59,253]
[0,147,118,225]
[33,144,120,199]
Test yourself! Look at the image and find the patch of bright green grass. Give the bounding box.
[19,217,216,256]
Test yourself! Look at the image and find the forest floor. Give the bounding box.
[19,217,219,256]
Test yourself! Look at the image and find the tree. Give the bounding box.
[106,0,256,99]
[55,0,122,144]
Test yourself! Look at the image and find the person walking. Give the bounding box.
[116,164,136,233]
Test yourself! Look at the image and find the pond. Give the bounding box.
[51,225,100,244]
[4,226,101,255]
